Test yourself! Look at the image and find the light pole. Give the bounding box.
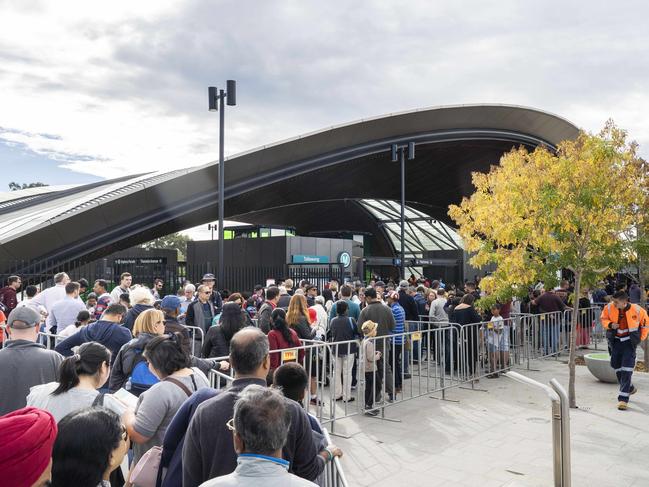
[391,142,415,280]
[208,81,237,291]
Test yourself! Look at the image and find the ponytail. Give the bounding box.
[271,308,299,347]
[53,342,111,395]
[74,310,91,329]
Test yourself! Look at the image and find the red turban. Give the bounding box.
[0,407,57,487]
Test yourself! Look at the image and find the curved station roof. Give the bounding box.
[0,104,579,271]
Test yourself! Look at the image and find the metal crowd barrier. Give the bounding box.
[322,427,349,487]
[563,306,603,350]
[185,325,205,357]
[38,331,66,349]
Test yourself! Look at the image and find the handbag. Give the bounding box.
[128,376,194,487]
[129,446,162,487]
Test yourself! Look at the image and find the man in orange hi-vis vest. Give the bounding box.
[601,290,649,410]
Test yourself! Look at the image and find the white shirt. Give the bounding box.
[30,284,67,314]
[110,286,129,306]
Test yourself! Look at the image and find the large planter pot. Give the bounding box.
[584,353,618,383]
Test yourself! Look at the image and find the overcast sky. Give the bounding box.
[1,0,648,188]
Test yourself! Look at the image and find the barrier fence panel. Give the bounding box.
[322,428,350,487]
[360,324,463,417]
[520,311,566,362]
[563,306,603,351]
[185,325,205,357]
[38,332,66,350]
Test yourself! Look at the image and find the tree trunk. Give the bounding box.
[568,270,581,408]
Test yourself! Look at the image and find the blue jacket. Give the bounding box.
[55,320,132,365]
[158,388,219,487]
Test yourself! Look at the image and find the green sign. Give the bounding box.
[292,255,330,264]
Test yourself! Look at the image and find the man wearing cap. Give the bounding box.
[161,294,192,351]
[55,304,130,367]
[305,285,318,307]
[0,406,58,487]
[202,273,224,314]
[0,307,63,415]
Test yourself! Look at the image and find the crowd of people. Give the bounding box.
[0,269,647,486]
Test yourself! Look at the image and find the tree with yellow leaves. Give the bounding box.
[449,121,640,408]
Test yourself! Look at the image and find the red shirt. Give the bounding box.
[268,328,304,369]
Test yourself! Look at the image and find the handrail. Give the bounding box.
[503,371,570,487]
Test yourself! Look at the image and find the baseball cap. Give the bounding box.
[160,295,181,310]
[7,306,41,329]
[201,273,216,282]
[399,280,409,289]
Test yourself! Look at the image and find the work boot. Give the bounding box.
[617,401,628,411]
[630,386,638,395]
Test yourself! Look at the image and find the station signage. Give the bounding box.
[292,255,330,264]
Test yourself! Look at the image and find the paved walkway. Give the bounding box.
[333,357,649,486]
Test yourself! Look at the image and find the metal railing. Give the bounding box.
[185,325,205,357]
[504,371,571,486]
[322,428,349,487]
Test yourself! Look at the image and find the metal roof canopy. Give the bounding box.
[0,104,579,270]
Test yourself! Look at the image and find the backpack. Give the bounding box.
[127,350,159,396]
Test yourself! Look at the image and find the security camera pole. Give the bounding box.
[208,81,237,290]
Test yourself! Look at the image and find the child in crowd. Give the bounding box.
[484,303,504,378]
[273,362,325,437]
[362,320,382,416]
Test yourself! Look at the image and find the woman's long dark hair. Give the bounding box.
[53,342,110,396]
[271,308,299,347]
[143,332,191,378]
[220,302,246,342]
[52,407,123,487]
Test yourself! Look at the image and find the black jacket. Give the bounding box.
[182,378,324,487]
[329,316,359,355]
[123,304,153,332]
[398,290,419,322]
[201,326,229,359]
[291,316,316,341]
[257,301,275,334]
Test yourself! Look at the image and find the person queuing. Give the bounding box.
[123,333,211,465]
[182,327,339,487]
[58,309,91,338]
[287,294,319,405]
[27,342,119,422]
[123,286,155,332]
[32,272,71,319]
[201,273,224,314]
[268,308,304,382]
[0,406,58,487]
[47,281,87,335]
[0,274,21,315]
[202,302,248,358]
[199,385,321,487]
[55,304,130,367]
[257,286,280,334]
[186,285,217,334]
[109,272,132,304]
[0,307,63,415]
[328,300,359,403]
[601,291,649,410]
[51,407,129,487]
[92,279,112,321]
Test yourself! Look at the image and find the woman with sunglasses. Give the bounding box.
[123,333,210,466]
[51,406,130,487]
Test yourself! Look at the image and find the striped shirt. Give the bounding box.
[390,302,406,345]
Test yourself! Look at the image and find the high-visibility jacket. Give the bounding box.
[601,303,649,341]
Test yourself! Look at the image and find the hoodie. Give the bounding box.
[55,319,132,364]
[123,303,154,332]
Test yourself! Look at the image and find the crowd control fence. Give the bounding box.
[185,325,205,357]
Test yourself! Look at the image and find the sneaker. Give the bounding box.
[343,397,355,403]
[310,398,323,406]
[334,396,343,402]
[351,385,357,391]
[630,386,638,395]
[365,409,379,416]
[487,374,498,379]
[404,373,412,379]
[617,401,628,410]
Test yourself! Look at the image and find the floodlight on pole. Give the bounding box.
[208,81,237,291]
